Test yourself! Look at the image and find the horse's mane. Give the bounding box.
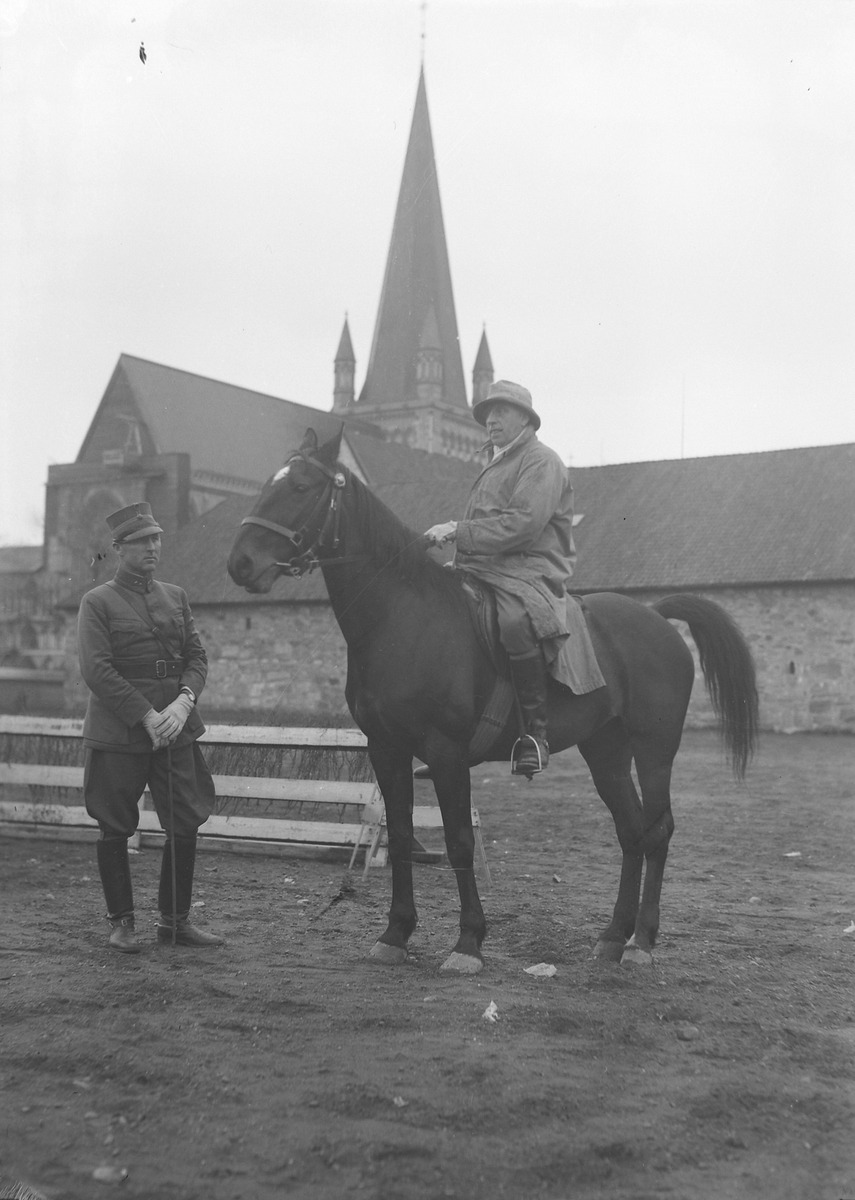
[343,470,467,604]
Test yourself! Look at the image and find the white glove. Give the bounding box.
[142,709,171,751]
[424,521,458,547]
[158,692,195,744]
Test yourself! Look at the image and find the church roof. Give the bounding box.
[78,354,382,485]
[159,440,855,606]
[356,69,468,413]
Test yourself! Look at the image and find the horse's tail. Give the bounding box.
[652,594,759,778]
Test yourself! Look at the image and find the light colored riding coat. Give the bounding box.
[454,426,605,694]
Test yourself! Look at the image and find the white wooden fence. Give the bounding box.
[0,716,489,878]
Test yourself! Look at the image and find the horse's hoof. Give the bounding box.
[369,941,408,965]
[621,946,654,968]
[593,939,624,962]
[439,951,483,975]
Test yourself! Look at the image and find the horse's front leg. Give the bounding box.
[367,739,417,965]
[427,738,486,975]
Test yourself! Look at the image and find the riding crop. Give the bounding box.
[166,744,177,946]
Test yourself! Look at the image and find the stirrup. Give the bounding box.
[511,733,546,778]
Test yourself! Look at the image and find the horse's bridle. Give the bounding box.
[240,451,350,577]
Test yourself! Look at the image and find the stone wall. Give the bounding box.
[58,582,855,732]
[627,582,855,734]
[62,601,352,725]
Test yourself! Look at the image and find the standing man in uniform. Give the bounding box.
[78,502,224,952]
[425,380,589,777]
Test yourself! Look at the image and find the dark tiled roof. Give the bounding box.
[80,355,382,484]
[345,430,482,489]
[570,443,855,590]
[159,441,855,606]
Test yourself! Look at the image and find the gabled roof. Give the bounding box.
[571,442,855,590]
[356,69,468,412]
[78,355,382,485]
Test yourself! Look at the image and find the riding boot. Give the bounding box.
[509,650,550,777]
[157,836,224,947]
[96,837,140,953]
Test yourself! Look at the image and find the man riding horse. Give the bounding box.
[425,380,579,777]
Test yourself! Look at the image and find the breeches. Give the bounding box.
[84,742,216,839]
[494,590,538,657]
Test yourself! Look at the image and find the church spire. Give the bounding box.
[332,316,356,412]
[357,67,467,412]
[472,326,494,406]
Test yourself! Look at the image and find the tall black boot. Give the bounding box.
[157,836,224,947]
[509,651,550,777]
[96,837,139,953]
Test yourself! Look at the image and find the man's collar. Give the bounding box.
[485,424,535,464]
[114,565,154,594]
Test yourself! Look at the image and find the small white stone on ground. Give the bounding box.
[93,1165,128,1183]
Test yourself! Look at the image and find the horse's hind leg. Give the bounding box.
[578,720,646,962]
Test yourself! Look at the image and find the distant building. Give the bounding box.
[42,354,393,600]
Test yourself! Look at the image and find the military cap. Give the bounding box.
[472,379,541,431]
[105,502,164,543]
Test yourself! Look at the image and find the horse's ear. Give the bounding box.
[318,424,344,465]
[300,428,319,454]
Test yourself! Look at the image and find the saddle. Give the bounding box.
[457,572,517,764]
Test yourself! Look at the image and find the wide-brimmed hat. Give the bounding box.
[472,379,541,431]
[105,502,164,544]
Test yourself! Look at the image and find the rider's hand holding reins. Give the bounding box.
[424,522,458,547]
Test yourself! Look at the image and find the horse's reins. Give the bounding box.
[241,452,365,578]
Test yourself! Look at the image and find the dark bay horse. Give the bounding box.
[227,428,758,974]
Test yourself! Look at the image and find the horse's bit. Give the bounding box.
[240,451,349,577]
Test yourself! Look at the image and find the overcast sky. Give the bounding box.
[2,0,854,545]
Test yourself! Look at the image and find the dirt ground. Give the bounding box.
[1,730,854,1200]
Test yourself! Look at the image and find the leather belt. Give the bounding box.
[113,658,184,679]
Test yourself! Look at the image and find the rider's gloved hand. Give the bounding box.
[424,522,458,547]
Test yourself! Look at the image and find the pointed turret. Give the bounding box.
[332,316,356,412]
[472,327,494,407]
[357,68,467,412]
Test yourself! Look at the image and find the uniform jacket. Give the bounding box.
[77,567,208,752]
[454,426,605,694]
